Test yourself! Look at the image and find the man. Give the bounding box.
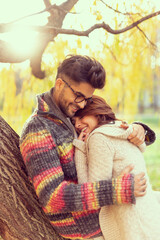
[20,55,155,239]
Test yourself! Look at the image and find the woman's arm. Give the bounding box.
[73,139,88,183]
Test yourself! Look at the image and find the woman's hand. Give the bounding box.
[78,130,89,142]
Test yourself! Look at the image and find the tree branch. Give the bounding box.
[60,0,79,13]
[7,2,77,25]
[58,10,160,35]
[0,7,159,78]
[43,0,51,8]
[102,42,129,66]
[1,10,159,36]
[100,0,142,16]
[30,0,78,79]
[128,14,157,49]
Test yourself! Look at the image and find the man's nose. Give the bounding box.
[76,100,86,109]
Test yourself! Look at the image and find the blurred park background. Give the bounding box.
[0,0,159,190]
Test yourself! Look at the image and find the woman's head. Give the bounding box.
[72,95,117,135]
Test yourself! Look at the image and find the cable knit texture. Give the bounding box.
[20,89,138,239]
[73,122,160,240]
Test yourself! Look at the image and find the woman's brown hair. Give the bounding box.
[74,95,117,126]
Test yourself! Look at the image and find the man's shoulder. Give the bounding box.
[20,114,47,137]
[21,113,68,139]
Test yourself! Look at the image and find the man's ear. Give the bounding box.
[55,78,64,90]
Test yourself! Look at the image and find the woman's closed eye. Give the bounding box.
[71,116,83,127]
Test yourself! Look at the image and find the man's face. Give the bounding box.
[56,78,95,118]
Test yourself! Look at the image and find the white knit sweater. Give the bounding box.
[73,122,160,240]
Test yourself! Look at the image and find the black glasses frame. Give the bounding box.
[61,78,92,104]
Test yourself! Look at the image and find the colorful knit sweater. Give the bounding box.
[19,89,155,239]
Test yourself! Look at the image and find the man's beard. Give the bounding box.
[59,102,72,117]
[58,90,80,117]
[58,95,75,118]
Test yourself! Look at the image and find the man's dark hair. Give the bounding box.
[56,55,106,89]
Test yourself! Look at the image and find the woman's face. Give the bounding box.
[72,115,98,135]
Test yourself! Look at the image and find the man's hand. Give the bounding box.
[121,164,146,197]
[134,172,146,197]
[128,124,145,146]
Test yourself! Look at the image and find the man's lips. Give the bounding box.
[71,105,79,112]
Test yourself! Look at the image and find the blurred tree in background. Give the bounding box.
[0,0,160,133]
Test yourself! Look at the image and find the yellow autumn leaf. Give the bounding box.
[93,0,97,6]
[77,38,82,48]
[96,11,102,21]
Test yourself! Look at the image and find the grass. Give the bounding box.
[144,137,160,190]
[135,113,160,190]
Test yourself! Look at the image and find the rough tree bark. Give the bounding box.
[0,115,66,240]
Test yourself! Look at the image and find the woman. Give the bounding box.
[72,95,160,240]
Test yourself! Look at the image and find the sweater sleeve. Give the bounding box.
[20,118,135,215]
[133,122,156,146]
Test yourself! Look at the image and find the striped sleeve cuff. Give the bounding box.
[112,173,135,205]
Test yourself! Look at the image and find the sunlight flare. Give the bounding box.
[1,25,38,56]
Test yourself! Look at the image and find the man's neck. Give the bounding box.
[51,88,59,108]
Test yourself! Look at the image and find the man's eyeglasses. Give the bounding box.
[61,78,93,104]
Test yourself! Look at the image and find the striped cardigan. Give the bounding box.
[20,88,154,239]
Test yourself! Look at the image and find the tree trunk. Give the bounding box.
[0,116,65,240]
